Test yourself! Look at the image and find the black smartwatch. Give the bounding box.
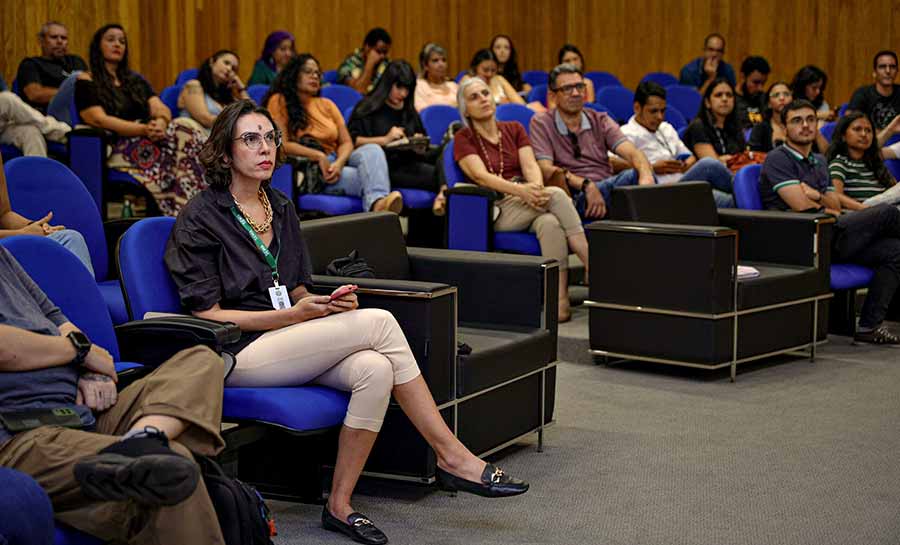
[67,331,91,366]
[581,178,593,192]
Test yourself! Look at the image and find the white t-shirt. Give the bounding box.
[619,116,692,185]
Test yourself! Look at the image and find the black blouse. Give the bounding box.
[683,118,746,156]
[75,76,154,122]
[347,104,424,143]
[165,184,314,353]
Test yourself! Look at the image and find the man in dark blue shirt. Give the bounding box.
[679,33,737,96]
[0,245,228,542]
[760,99,900,344]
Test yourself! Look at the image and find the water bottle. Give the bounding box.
[121,199,134,219]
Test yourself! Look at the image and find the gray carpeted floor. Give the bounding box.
[268,306,900,545]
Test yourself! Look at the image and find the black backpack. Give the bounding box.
[326,250,376,278]
[197,456,276,545]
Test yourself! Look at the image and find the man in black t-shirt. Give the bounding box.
[847,50,900,130]
[735,56,770,128]
[15,22,87,113]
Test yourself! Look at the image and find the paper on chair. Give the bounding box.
[737,265,760,279]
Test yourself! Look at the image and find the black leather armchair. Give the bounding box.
[300,212,558,481]
[587,182,834,380]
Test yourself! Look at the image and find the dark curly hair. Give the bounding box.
[264,53,320,135]
[790,65,828,110]
[200,100,285,188]
[825,112,895,189]
[197,49,240,107]
[490,34,524,91]
[87,24,151,117]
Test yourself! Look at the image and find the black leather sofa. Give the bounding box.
[586,182,835,380]
[300,212,559,481]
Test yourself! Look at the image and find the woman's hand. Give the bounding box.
[384,126,406,143]
[328,285,359,314]
[20,212,64,236]
[518,183,550,209]
[290,294,333,322]
[146,118,167,141]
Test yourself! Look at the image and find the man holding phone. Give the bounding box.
[616,81,736,208]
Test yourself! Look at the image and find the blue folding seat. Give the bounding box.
[584,71,622,91]
[159,84,181,114]
[665,85,703,120]
[322,70,339,85]
[5,157,130,324]
[526,84,548,107]
[174,68,198,85]
[820,121,837,142]
[664,105,688,130]
[320,85,362,116]
[420,104,460,145]
[522,70,548,88]
[641,71,678,87]
[596,86,634,124]
[247,84,269,105]
[496,103,535,135]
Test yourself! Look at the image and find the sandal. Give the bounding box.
[432,186,447,216]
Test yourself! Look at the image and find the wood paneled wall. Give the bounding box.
[3,0,898,108]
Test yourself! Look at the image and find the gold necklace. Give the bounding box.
[233,188,273,233]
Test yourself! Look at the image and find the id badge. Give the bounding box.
[268,285,291,310]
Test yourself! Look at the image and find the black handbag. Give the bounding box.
[326,250,376,278]
[294,136,327,195]
[197,456,276,545]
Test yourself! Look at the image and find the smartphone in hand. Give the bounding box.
[330,284,358,301]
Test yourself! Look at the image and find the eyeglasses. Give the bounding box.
[552,82,587,95]
[233,130,282,150]
[300,68,322,78]
[567,132,582,159]
[786,116,817,127]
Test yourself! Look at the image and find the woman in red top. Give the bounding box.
[454,77,588,321]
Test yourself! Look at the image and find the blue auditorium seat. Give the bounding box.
[320,85,362,116]
[522,70,549,88]
[5,157,129,324]
[527,84,548,107]
[159,84,181,114]
[641,71,678,87]
[596,86,634,123]
[247,84,269,105]
[420,104,460,145]
[664,105,688,130]
[820,121,836,142]
[496,103,535,134]
[665,85,703,120]
[584,71,622,91]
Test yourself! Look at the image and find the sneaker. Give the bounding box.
[74,426,200,506]
[854,326,900,345]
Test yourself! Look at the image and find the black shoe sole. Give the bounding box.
[74,453,199,506]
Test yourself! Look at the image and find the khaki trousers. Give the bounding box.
[0,346,227,545]
[494,185,584,269]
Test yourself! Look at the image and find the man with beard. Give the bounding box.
[760,99,900,344]
[735,56,770,128]
[848,50,900,131]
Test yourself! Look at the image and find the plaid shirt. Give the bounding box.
[336,48,388,92]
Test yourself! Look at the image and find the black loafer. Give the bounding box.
[322,506,388,545]
[436,463,529,498]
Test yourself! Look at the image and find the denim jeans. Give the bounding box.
[47,72,81,126]
[832,204,900,328]
[49,228,95,278]
[574,169,642,218]
[680,157,735,207]
[323,143,392,211]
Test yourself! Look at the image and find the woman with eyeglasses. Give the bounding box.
[264,54,402,213]
[750,81,829,153]
[454,77,589,322]
[166,99,529,545]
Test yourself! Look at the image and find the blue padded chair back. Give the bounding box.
[733,164,764,210]
[1,235,119,359]
[321,85,363,115]
[522,70,548,88]
[664,106,688,130]
[4,157,109,280]
[496,103,535,135]
[343,105,355,123]
[420,105,461,145]
[585,102,610,113]
[596,86,635,123]
[666,85,702,120]
[527,84,548,106]
[677,125,688,140]
[886,159,900,182]
[838,103,849,117]
[118,217,181,320]
[159,85,181,114]
[247,84,269,105]
[175,68,198,85]
[584,71,622,91]
[322,70,339,85]
[455,70,467,83]
[443,139,465,188]
[641,72,678,87]
[820,121,836,142]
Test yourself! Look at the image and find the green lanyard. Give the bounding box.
[230,206,281,286]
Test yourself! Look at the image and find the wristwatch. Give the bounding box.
[581,178,593,192]
[67,331,92,366]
